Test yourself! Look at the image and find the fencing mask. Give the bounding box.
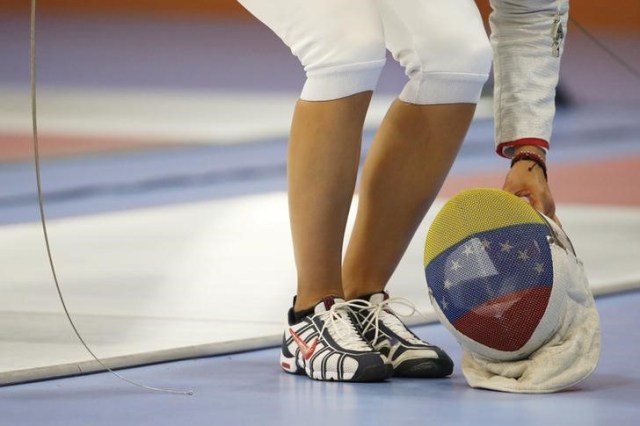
[424,188,600,393]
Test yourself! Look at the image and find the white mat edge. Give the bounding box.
[2,280,638,387]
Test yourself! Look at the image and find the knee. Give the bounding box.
[297,33,387,101]
[400,30,493,104]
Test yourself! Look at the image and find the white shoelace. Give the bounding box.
[359,297,425,346]
[314,300,373,352]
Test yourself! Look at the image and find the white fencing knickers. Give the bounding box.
[237,0,493,104]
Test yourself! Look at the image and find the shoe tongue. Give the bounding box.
[314,295,345,314]
[368,292,387,304]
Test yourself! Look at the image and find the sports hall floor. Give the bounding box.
[1,11,639,426]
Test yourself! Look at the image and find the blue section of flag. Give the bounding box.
[425,223,553,322]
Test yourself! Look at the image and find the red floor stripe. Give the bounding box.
[0,133,175,162]
[4,131,639,207]
[440,156,640,207]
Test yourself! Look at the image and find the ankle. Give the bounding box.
[293,293,343,314]
[343,287,385,301]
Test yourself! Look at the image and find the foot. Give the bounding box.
[280,295,393,382]
[354,292,454,378]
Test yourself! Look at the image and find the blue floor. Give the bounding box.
[1,290,638,426]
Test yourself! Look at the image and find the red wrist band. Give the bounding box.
[497,138,550,158]
[510,151,548,181]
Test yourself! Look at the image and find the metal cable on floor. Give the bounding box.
[29,0,192,396]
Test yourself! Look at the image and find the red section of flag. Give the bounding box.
[453,286,552,352]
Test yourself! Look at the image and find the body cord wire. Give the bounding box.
[29,0,193,396]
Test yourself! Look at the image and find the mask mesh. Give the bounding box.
[425,189,557,356]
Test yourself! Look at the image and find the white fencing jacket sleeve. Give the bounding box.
[489,0,569,158]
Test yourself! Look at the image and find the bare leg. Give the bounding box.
[289,92,372,312]
[342,100,476,299]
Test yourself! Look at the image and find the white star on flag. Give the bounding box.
[444,279,453,289]
[463,244,474,256]
[500,241,513,253]
[441,296,449,310]
[445,237,499,284]
[534,263,545,274]
[481,238,491,249]
[518,249,530,261]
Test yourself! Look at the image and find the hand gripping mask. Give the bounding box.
[424,188,600,393]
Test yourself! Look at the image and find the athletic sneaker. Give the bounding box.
[280,295,393,382]
[353,292,454,378]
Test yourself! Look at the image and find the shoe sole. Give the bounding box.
[281,354,393,382]
[352,363,394,382]
[392,358,454,378]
